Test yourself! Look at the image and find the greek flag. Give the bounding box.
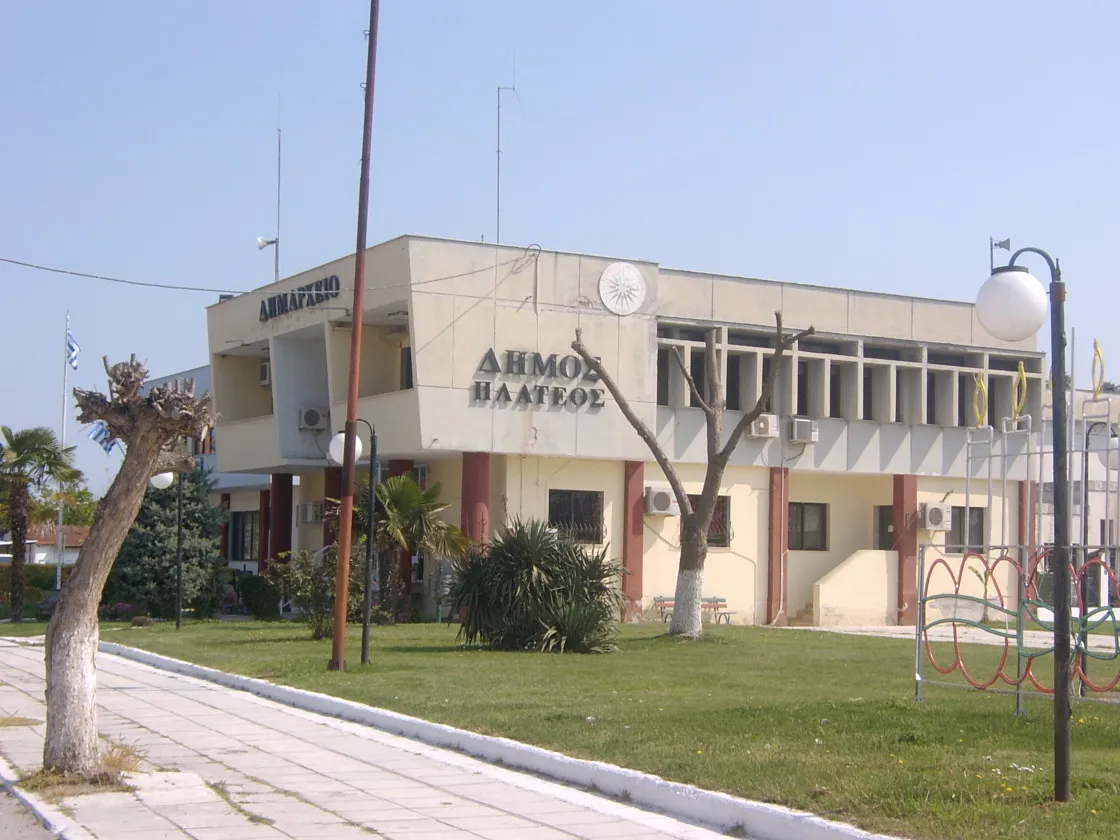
[66,330,80,370]
[87,421,117,455]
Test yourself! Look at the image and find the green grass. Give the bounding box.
[8,620,1120,840]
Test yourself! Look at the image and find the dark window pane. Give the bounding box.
[687,494,731,547]
[400,347,414,390]
[726,355,741,411]
[797,360,810,417]
[789,502,827,551]
[548,489,603,544]
[656,348,671,406]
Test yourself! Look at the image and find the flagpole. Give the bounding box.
[56,312,69,590]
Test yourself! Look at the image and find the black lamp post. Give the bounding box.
[329,420,378,666]
[977,246,1072,801]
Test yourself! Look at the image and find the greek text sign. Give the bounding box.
[472,349,606,408]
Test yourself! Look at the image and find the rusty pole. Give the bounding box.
[329,0,380,671]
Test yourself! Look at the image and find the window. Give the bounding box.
[863,367,874,421]
[796,360,810,417]
[687,495,731,547]
[689,350,707,408]
[548,489,604,544]
[829,367,844,419]
[656,347,671,406]
[230,511,260,562]
[761,357,773,413]
[926,372,937,425]
[789,502,828,551]
[399,346,414,390]
[726,355,741,411]
[947,507,985,554]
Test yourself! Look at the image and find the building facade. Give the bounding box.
[206,235,1052,625]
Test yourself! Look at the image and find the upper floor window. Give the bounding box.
[400,346,414,390]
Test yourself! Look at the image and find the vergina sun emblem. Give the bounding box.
[598,262,646,316]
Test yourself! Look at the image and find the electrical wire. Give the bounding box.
[0,244,542,298]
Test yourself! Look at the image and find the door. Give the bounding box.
[874,506,894,550]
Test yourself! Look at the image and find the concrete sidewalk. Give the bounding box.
[0,639,728,840]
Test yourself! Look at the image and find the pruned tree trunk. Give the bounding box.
[43,357,210,777]
[669,518,707,636]
[8,482,28,623]
[572,311,813,638]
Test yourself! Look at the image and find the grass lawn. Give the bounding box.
[7,620,1120,840]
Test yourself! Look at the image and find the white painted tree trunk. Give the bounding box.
[43,613,101,774]
[669,567,704,637]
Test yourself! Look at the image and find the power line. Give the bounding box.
[0,245,541,298]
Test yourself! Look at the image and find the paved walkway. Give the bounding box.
[788,623,1120,653]
[0,791,54,839]
[0,638,728,840]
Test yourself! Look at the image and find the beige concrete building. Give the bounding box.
[207,235,1055,625]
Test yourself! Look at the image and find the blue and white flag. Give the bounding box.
[66,330,80,371]
[87,421,117,455]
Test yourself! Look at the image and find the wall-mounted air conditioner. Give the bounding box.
[788,417,819,444]
[749,413,780,439]
[297,501,324,524]
[920,502,952,531]
[299,406,329,431]
[644,485,680,516]
[259,361,271,387]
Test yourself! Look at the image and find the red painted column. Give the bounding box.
[461,452,491,544]
[622,462,644,621]
[270,474,293,563]
[324,467,342,546]
[219,493,230,562]
[766,467,789,625]
[257,489,271,574]
[893,474,919,625]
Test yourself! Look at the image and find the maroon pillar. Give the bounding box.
[461,452,491,544]
[270,474,293,563]
[893,474,918,625]
[324,467,342,546]
[1018,479,1038,561]
[219,493,230,562]
[257,489,271,574]
[622,462,644,621]
[766,467,789,625]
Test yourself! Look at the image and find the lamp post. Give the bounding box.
[329,423,378,666]
[150,471,183,631]
[975,247,1072,801]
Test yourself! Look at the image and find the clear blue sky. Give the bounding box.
[2,1,1117,493]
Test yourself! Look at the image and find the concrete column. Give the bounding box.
[461,452,491,544]
[766,467,789,625]
[257,489,271,574]
[324,467,342,546]
[893,474,918,624]
[622,462,644,621]
[270,474,293,563]
[219,493,230,562]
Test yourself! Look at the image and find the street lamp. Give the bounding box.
[329,421,378,666]
[256,237,279,285]
[975,248,1072,802]
[149,471,183,631]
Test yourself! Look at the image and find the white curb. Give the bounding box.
[99,641,901,840]
[0,754,97,840]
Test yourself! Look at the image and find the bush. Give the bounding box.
[0,565,72,594]
[236,573,280,620]
[448,519,625,653]
[266,543,365,640]
[131,616,155,627]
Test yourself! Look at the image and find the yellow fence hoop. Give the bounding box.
[973,372,988,427]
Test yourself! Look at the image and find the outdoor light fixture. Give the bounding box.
[149,472,174,490]
[1088,429,1120,472]
[328,421,379,666]
[976,246,1074,803]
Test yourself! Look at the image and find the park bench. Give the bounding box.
[652,596,736,624]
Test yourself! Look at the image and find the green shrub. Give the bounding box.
[448,519,625,653]
[131,616,156,627]
[236,573,280,620]
[0,565,72,594]
[266,543,365,640]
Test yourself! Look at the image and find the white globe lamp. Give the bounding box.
[1090,433,1120,472]
[149,472,175,490]
[975,266,1049,342]
[328,431,362,466]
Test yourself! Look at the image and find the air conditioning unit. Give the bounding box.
[297,501,324,524]
[749,413,780,439]
[299,405,329,431]
[920,502,952,531]
[644,485,680,516]
[259,360,271,387]
[788,417,819,444]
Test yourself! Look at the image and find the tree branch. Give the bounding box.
[670,347,712,417]
[571,330,693,516]
[719,311,815,466]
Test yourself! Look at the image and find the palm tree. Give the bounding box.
[354,473,467,616]
[0,426,80,621]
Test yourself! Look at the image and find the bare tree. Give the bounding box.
[43,357,211,777]
[571,311,813,637]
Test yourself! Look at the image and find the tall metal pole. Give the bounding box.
[275,125,282,285]
[329,0,380,671]
[175,475,184,632]
[361,422,377,665]
[55,312,70,591]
